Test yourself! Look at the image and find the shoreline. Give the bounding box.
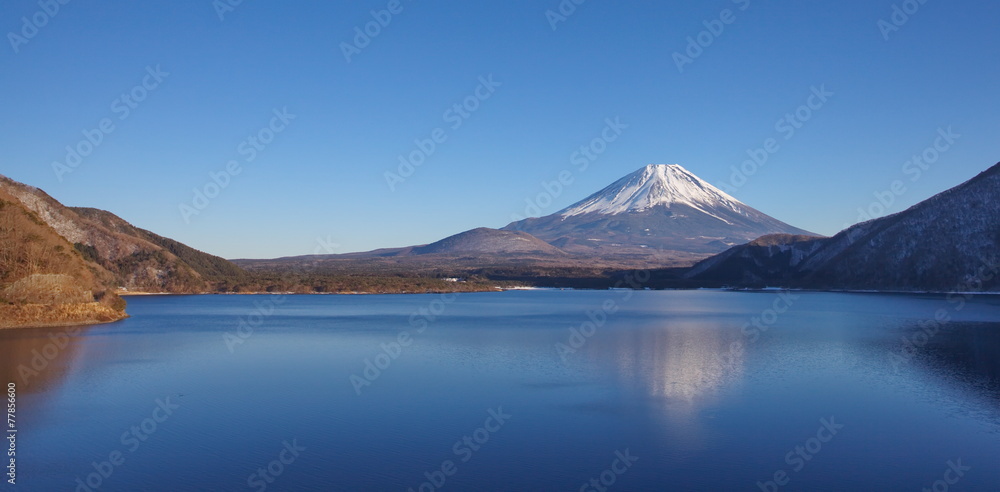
[0,316,129,331]
[6,288,997,330]
[119,287,510,296]
[0,302,129,331]
[120,287,1000,297]
[0,313,129,331]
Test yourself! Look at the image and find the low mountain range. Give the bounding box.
[241,164,816,272]
[3,160,998,327]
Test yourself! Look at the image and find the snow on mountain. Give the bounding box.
[505,164,816,259]
[560,164,747,222]
[242,163,818,270]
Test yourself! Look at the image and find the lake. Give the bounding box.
[3,290,1000,491]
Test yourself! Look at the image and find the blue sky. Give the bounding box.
[1,0,997,259]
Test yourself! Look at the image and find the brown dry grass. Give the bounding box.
[3,273,93,304]
[0,302,128,329]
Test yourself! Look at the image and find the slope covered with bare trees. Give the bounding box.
[0,186,126,327]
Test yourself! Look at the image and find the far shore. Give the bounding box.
[8,288,998,331]
[118,288,1000,297]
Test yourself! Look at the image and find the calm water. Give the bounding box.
[2,291,1000,491]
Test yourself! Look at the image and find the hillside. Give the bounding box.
[688,162,1000,291]
[409,228,566,256]
[72,207,247,282]
[683,234,827,285]
[0,175,246,293]
[0,187,127,328]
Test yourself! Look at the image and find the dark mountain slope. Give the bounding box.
[803,162,1000,290]
[688,162,1000,291]
[72,207,246,282]
[683,234,826,285]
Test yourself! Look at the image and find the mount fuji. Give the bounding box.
[503,164,816,258]
[237,164,816,272]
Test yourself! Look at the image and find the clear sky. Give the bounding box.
[2,0,997,259]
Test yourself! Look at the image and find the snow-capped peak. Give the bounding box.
[559,164,747,219]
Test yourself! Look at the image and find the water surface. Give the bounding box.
[3,291,1000,490]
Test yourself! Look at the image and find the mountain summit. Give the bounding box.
[561,164,750,220]
[505,164,816,259]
